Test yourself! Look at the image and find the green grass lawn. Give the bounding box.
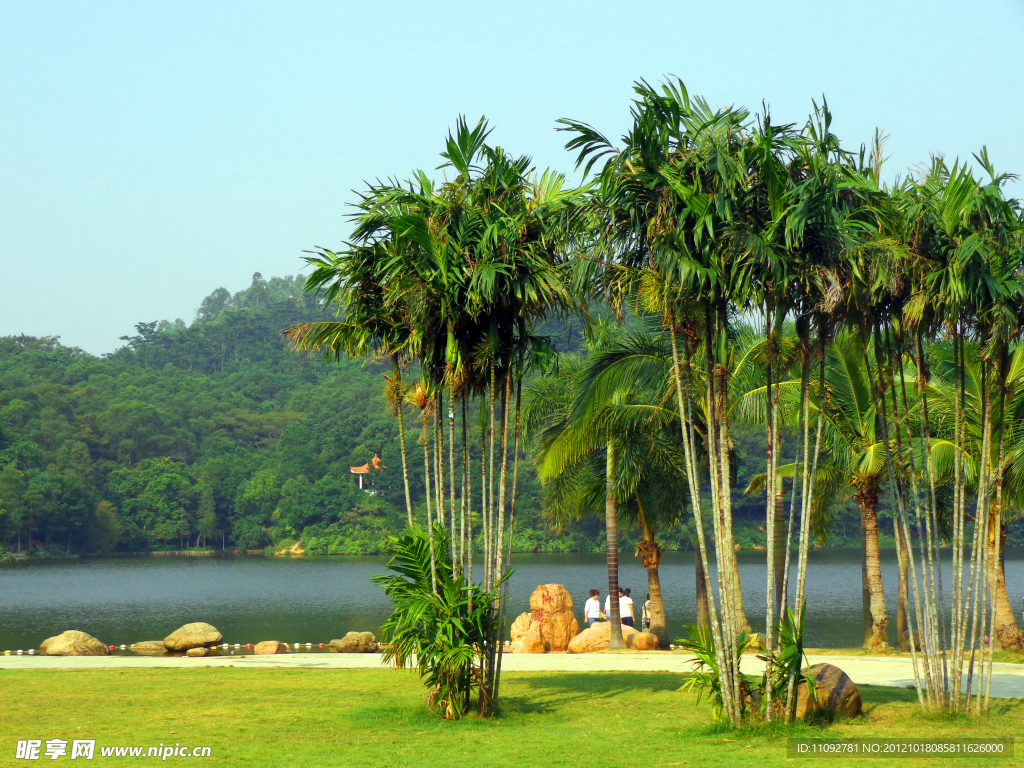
[1,668,1021,767]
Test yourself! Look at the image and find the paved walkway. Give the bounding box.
[4,651,1024,699]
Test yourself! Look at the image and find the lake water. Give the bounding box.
[2,549,1022,652]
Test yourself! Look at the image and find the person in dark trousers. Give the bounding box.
[605,588,635,627]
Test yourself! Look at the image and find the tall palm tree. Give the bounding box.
[924,342,1024,651]
[526,327,690,648]
[290,117,585,717]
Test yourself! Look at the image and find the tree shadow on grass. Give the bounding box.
[857,684,932,707]
[506,671,682,700]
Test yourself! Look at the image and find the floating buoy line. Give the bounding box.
[3,641,352,656]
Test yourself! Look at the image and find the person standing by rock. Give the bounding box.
[642,593,652,631]
[606,588,635,627]
[583,588,605,627]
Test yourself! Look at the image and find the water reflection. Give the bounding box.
[1,549,1021,651]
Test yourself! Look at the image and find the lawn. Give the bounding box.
[0,668,1021,767]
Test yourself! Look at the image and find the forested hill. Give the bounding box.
[0,274,606,557]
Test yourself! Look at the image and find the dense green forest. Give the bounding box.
[0,272,934,558]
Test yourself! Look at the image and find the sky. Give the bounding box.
[2,0,1023,354]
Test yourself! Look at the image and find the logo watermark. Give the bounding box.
[788,738,1014,758]
[15,740,212,760]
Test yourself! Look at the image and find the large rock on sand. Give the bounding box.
[40,630,109,656]
[163,623,223,652]
[254,641,292,655]
[629,631,659,650]
[129,641,166,654]
[567,621,639,653]
[512,585,579,653]
[510,612,532,645]
[513,623,546,654]
[796,663,863,720]
[329,632,378,653]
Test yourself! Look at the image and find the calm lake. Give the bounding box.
[2,549,1022,652]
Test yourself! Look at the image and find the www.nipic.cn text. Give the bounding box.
[15,740,213,760]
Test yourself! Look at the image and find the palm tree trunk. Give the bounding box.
[763,311,779,723]
[635,495,666,646]
[393,360,414,527]
[991,521,1023,651]
[448,382,457,575]
[695,535,710,628]
[605,439,624,649]
[773,491,786,618]
[897,519,910,651]
[857,479,889,649]
[435,391,445,528]
[670,318,734,723]
[461,397,470,577]
[422,417,438,594]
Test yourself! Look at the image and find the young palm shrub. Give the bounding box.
[372,523,506,720]
[757,606,818,720]
[677,623,756,722]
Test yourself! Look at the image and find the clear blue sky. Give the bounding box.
[2,0,1023,353]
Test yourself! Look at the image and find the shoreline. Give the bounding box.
[4,543,1007,564]
[4,651,1024,699]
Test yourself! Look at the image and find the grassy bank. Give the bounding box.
[1,669,1021,767]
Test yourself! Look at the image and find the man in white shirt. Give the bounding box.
[604,587,635,627]
[583,589,604,627]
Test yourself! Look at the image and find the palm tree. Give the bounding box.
[526,327,690,647]
[285,240,417,527]
[561,79,759,724]
[290,117,585,717]
[924,341,1024,651]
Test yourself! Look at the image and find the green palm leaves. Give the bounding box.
[292,117,583,718]
[372,524,506,720]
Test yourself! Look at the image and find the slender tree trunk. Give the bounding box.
[897,519,910,651]
[991,521,1023,650]
[461,398,469,577]
[695,535,710,628]
[605,439,624,649]
[728,552,750,635]
[435,391,445,528]
[392,361,414,527]
[763,310,779,722]
[670,318,734,724]
[773,492,786,618]
[857,479,889,649]
[422,416,438,594]
[448,383,457,575]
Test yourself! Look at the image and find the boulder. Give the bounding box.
[163,623,223,652]
[253,641,291,655]
[185,647,209,657]
[329,632,378,653]
[629,632,659,650]
[796,663,863,720]
[40,630,109,656]
[520,584,579,652]
[129,641,167,654]
[512,623,546,654]
[510,612,532,646]
[567,621,639,653]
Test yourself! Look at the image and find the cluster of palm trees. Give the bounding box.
[291,77,1023,725]
[287,118,586,716]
